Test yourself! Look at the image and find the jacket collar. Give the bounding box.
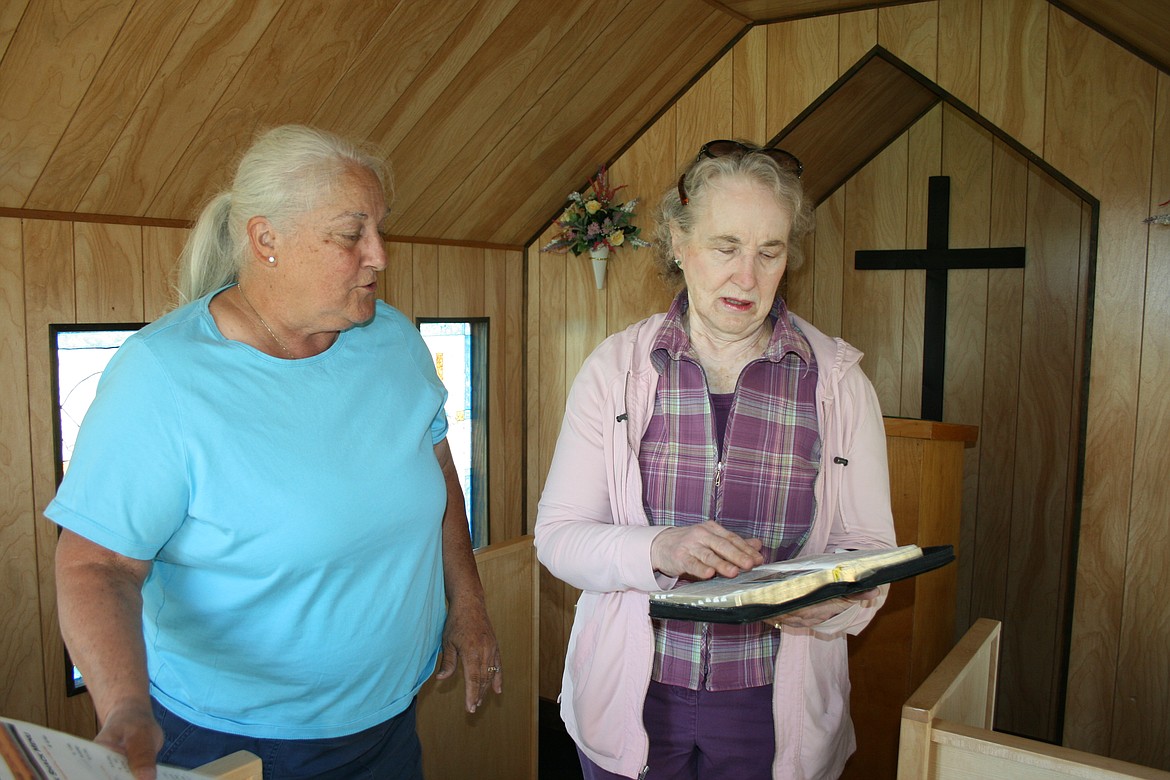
[649,290,814,374]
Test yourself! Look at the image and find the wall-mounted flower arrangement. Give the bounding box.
[541,166,649,288]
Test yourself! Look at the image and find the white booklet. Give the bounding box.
[1,717,206,780]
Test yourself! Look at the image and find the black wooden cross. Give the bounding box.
[854,176,1025,421]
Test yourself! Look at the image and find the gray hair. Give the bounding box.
[177,125,391,304]
[651,144,814,289]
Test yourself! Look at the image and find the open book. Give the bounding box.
[649,544,954,624]
[0,716,243,780]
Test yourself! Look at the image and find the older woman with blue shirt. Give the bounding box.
[535,140,897,780]
[48,126,501,780]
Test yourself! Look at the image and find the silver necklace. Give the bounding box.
[236,283,296,359]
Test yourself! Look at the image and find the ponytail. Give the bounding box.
[177,192,238,304]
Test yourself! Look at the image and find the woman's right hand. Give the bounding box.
[94,701,163,780]
[650,520,764,580]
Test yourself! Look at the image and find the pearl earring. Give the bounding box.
[267,256,276,264]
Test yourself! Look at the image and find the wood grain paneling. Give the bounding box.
[26,1,199,212]
[785,233,813,316]
[21,218,96,738]
[79,0,285,217]
[842,138,908,410]
[386,0,587,234]
[937,0,982,105]
[900,104,941,418]
[499,249,527,541]
[438,246,485,317]
[0,217,42,725]
[1048,4,1156,757]
[0,0,29,62]
[1055,0,1170,73]
[732,26,769,143]
[766,16,840,133]
[310,0,479,140]
[412,243,441,315]
[142,227,185,320]
[838,10,878,73]
[73,223,143,323]
[442,2,744,244]
[998,166,1083,741]
[150,1,400,219]
[676,52,735,162]
[806,184,845,333]
[535,234,569,700]
[382,241,415,319]
[967,140,1028,632]
[0,0,760,246]
[525,236,546,529]
[878,0,939,79]
[484,247,509,543]
[0,0,135,207]
[3,0,1167,248]
[1108,68,1170,770]
[979,0,1049,157]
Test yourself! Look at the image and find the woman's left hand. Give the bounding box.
[763,588,881,630]
[435,598,502,713]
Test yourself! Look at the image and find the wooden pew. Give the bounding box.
[192,751,262,779]
[416,536,538,779]
[898,618,1170,780]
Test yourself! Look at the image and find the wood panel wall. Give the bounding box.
[527,0,1170,769]
[0,217,526,738]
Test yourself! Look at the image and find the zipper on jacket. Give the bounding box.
[714,459,724,489]
[638,766,649,780]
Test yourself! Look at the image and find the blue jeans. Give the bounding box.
[152,698,423,779]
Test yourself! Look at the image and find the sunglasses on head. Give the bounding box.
[677,140,804,206]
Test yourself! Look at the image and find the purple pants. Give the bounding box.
[578,680,775,779]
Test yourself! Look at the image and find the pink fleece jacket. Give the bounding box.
[535,310,897,779]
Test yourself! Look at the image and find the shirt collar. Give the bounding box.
[650,291,814,374]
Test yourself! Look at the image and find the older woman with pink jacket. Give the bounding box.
[535,141,897,780]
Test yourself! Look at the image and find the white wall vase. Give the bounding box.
[589,245,609,289]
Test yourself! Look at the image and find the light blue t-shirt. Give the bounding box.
[46,289,450,739]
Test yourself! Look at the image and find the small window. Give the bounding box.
[418,319,488,549]
[50,323,146,696]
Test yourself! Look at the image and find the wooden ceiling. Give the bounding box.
[1,0,1166,248]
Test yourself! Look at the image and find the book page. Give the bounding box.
[649,565,836,606]
[757,545,921,578]
[1,718,205,780]
[649,545,922,608]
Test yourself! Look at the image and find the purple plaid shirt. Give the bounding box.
[642,292,821,691]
